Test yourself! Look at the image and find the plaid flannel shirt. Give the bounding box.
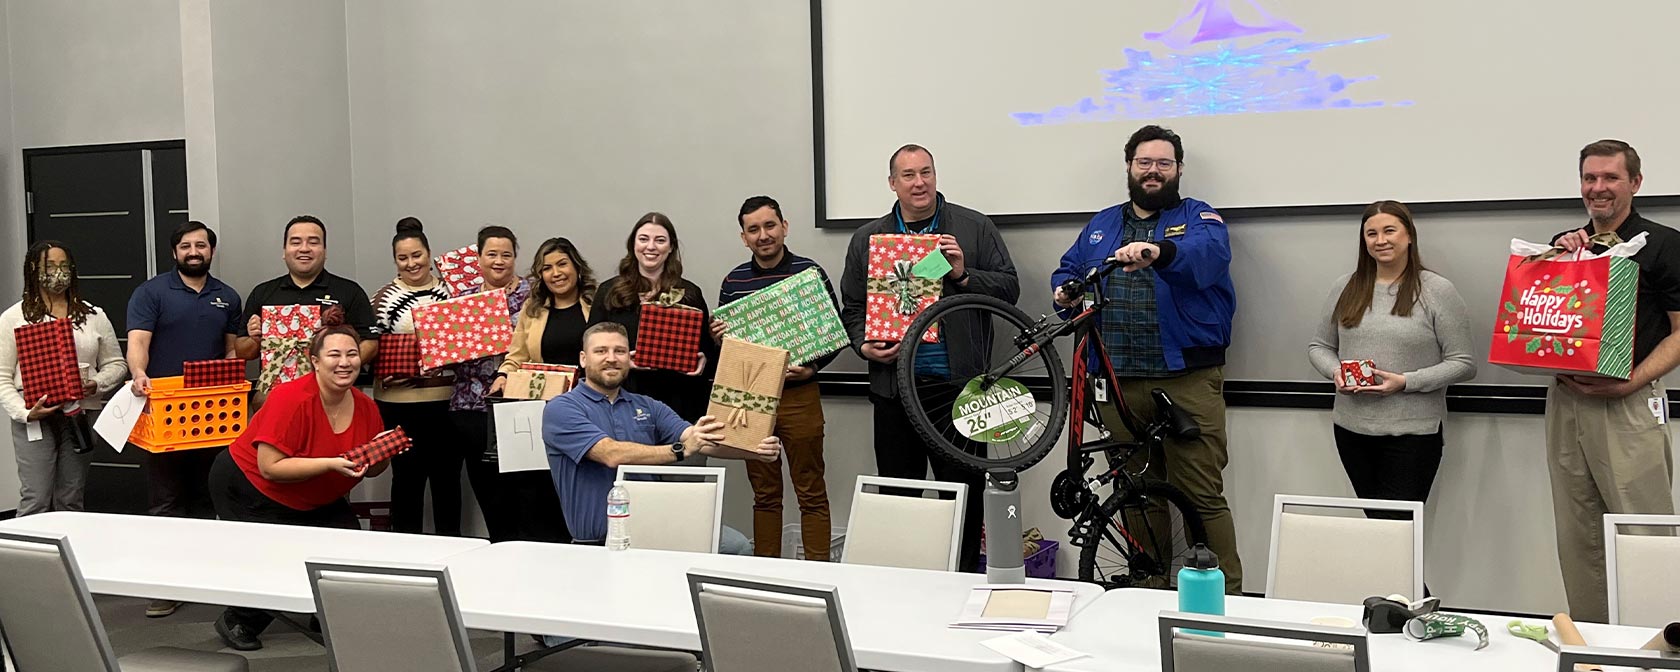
[1100,207,1173,378]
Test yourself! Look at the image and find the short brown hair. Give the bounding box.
[1580,139,1641,179]
[581,321,629,349]
[888,144,935,176]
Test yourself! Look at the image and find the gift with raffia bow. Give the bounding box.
[705,337,789,449]
[504,362,577,401]
[258,305,321,395]
[865,234,943,343]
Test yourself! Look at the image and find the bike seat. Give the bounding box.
[1151,388,1201,440]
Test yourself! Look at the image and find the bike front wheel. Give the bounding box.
[894,294,1068,473]
[1077,480,1209,589]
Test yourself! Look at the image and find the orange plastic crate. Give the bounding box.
[129,376,253,453]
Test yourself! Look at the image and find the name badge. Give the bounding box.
[1164,224,1187,238]
[1649,396,1667,425]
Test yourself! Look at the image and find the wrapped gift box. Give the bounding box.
[373,333,422,379]
[183,359,247,388]
[15,319,84,407]
[504,363,577,401]
[706,338,789,450]
[434,244,483,297]
[258,305,321,394]
[865,234,943,343]
[635,303,704,372]
[711,267,848,366]
[413,289,513,373]
[341,427,412,470]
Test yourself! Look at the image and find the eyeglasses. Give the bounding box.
[1130,158,1180,171]
[41,262,72,272]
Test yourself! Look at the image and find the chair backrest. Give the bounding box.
[307,559,477,672]
[0,530,120,672]
[687,570,858,672]
[1266,494,1424,603]
[841,476,966,571]
[1556,645,1680,671]
[1158,611,1369,672]
[616,465,726,553]
[1603,513,1680,626]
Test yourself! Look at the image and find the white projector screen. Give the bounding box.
[817,0,1680,221]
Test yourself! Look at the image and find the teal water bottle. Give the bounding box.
[1176,543,1225,637]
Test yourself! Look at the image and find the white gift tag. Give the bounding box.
[1649,396,1667,425]
[1092,377,1108,403]
[25,420,42,442]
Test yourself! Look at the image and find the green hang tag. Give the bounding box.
[911,250,952,279]
[951,376,1039,443]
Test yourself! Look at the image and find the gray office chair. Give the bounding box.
[1158,611,1370,672]
[687,570,858,672]
[1556,645,1680,671]
[307,559,694,672]
[0,530,249,672]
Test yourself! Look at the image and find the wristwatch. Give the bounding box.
[952,270,970,284]
[670,442,686,461]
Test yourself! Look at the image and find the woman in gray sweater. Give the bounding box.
[1307,200,1476,517]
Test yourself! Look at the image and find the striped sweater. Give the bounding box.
[369,277,454,402]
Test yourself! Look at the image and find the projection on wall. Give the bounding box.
[1012,0,1404,125]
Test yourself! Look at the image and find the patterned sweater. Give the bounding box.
[369,277,454,403]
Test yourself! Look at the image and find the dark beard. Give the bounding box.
[176,257,210,278]
[1127,173,1182,212]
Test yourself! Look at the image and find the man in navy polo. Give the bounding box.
[543,321,778,552]
[125,220,243,618]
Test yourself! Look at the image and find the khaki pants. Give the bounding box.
[746,382,831,560]
[1103,366,1244,594]
[1546,379,1676,623]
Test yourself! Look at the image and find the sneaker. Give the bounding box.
[145,600,182,618]
[215,614,263,652]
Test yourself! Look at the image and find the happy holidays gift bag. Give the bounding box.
[258,305,322,394]
[705,337,789,450]
[865,234,944,343]
[1489,232,1644,379]
[711,267,848,366]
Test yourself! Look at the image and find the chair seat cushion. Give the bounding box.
[120,646,250,672]
[531,645,697,672]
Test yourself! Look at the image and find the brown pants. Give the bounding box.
[747,382,831,560]
[1546,379,1676,623]
[1104,366,1244,594]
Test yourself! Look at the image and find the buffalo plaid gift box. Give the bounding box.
[341,427,412,470]
[258,305,322,394]
[504,363,577,401]
[635,303,704,372]
[413,288,514,373]
[865,234,943,343]
[183,359,246,388]
[373,333,423,379]
[15,319,84,407]
[434,244,483,297]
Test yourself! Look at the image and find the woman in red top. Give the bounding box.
[207,310,390,651]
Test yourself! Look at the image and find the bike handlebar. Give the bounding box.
[1057,251,1149,301]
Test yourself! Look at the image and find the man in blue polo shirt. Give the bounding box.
[543,321,779,552]
[125,220,242,618]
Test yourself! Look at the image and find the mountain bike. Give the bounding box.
[894,257,1208,588]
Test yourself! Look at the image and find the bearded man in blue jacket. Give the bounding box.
[1052,125,1242,594]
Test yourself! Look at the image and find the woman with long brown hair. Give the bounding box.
[1307,200,1475,516]
[588,213,718,423]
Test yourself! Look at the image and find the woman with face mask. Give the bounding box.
[0,241,128,516]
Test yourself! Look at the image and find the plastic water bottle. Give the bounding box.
[606,481,631,551]
[1176,543,1225,637]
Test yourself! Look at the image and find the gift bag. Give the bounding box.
[373,333,422,379]
[711,267,848,366]
[14,319,84,407]
[635,302,704,372]
[434,244,482,297]
[183,359,247,388]
[413,289,514,373]
[504,363,577,401]
[1489,232,1644,379]
[706,338,789,450]
[258,305,323,394]
[340,427,412,470]
[865,234,944,343]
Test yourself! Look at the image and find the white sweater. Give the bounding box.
[0,301,128,423]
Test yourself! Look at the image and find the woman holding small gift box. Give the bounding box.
[589,212,721,428]
[369,218,464,536]
[0,241,127,516]
[1307,201,1476,516]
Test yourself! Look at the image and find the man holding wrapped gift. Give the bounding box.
[1051,125,1242,593]
[234,216,376,377]
[839,144,1020,572]
[713,195,841,560]
[544,322,779,552]
[1546,139,1680,623]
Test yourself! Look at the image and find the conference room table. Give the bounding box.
[1045,588,1665,672]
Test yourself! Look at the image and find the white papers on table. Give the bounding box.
[93,386,147,452]
[981,630,1090,668]
[951,584,1077,633]
[492,399,549,473]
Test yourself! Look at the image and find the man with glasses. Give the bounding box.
[1051,125,1242,593]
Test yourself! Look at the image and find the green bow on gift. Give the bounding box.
[709,366,780,425]
[866,259,941,315]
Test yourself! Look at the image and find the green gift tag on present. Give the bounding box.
[911,250,952,279]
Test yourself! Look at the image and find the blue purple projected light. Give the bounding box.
[1013,0,1404,125]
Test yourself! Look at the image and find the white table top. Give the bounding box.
[1046,588,1660,672]
[443,541,1103,672]
[0,511,488,612]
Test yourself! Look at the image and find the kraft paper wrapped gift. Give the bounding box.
[710,267,848,366]
[504,363,577,401]
[413,288,514,373]
[865,234,943,343]
[258,305,321,394]
[705,338,789,450]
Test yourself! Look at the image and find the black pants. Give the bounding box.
[146,448,219,518]
[869,393,985,573]
[379,400,465,535]
[208,450,358,635]
[1332,424,1444,520]
[450,410,571,543]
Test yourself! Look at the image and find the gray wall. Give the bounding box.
[0,0,19,510]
